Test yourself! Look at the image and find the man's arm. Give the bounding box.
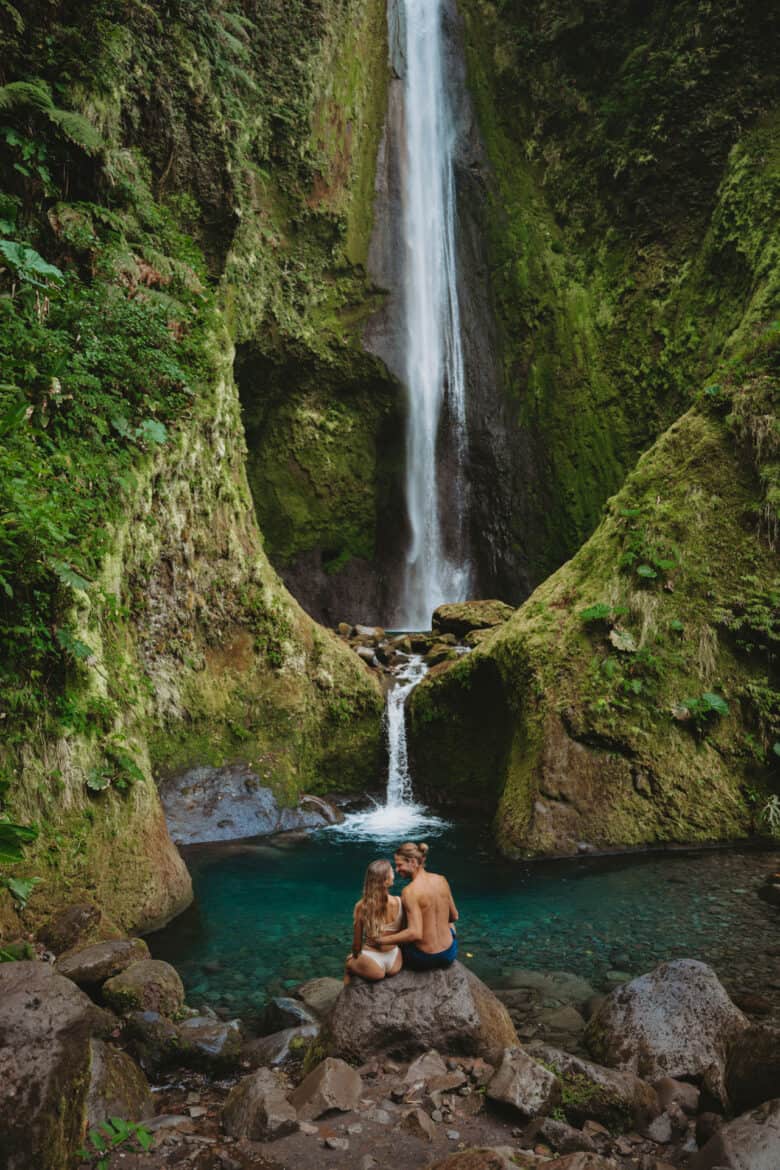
[377,888,423,947]
[447,880,459,923]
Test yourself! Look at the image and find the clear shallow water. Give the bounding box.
[150,824,779,1020]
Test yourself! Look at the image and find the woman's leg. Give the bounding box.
[346,953,386,981]
[387,947,402,977]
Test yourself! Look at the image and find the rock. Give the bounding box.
[37,903,121,955]
[0,961,112,1170]
[487,1047,562,1118]
[425,643,459,666]
[326,962,518,1064]
[584,960,748,1105]
[86,1039,153,1127]
[725,1024,780,1113]
[289,1056,363,1119]
[400,1106,437,1141]
[244,1024,318,1067]
[531,1044,659,1130]
[429,1071,469,1093]
[325,1136,349,1150]
[653,1076,700,1115]
[544,1157,619,1169]
[222,1068,299,1140]
[696,1112,723,1146]
[102,958,185,1017]
[521,1117,598,1154]
[645,1112,674,1143]
[337,622,352,637]
[146,1114,196,1135]
[176,1015,243,1071]
[160,763,337,845]
[355,624,384,639]
[539,1005,586,1034]
[56,937,150,988]
[125,1010,181,1073]
[295,976,343,1019]
[263,996,318,1033]
[405,1049,449,1083]
[688,1098,780,1169]
[500,970,596,1006]
[356,645,377,663]
[429,1150,516,1170]
[432,600,515,637]
[757,871,780,907]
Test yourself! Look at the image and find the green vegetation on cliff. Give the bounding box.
[0,0,386,932]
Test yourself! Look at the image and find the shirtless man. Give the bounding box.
[377,841,459,970]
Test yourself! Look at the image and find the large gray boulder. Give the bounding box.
[584,960,748,1105]
[221,1068,298,1140]
[486,1048,562,1119]
[326,962,518,1064]
[726,1025,780,1114]
[0,961,112,1170]
[56,937,149,988]
[530,1044,659,1130]
[689,1098,780,1170]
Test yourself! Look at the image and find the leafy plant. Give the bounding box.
[673,691,730,735]
[78,1118,152,1170]
[579,602,627,625]
[0,819,38,863]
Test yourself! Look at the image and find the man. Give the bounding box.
[377,840,459,970]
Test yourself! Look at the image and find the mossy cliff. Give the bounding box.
[456,0,778,596]
[0,0,386,935]
[409,0,779,852]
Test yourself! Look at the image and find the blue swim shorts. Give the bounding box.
[402,928,458,971]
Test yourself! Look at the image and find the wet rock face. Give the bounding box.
[0,961,113,1170]
[584,959,748,1106]
[325,962,518,1065]
[159,764,342,845]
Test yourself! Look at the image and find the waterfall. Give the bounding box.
[399,0,471,629]
[328,654,447,840]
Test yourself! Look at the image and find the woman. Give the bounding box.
[344,858,403,983]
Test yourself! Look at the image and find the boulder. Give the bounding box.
[86,1039,153,1127]
[176,1016,243,1071]
[486,1047,562,1119]
[295,976,343,1019]
[262,996,318,1034]
[244,1024,318,1067]
[688,1098,780,1170]
[725,1025,780,1113]
[56,937,150,988]
[160,763,337,845]
[37,903,121,955]
[544,1157,619,1170]
[399,1106,437,1141]
[584,960,748,1105]
[102,958,185,1017]
[326,963,518,1064]
[530,1044,659,1130]
[288,1056,363,1119]
[432,601,515,638]
[125,1010,181,1073]
[520,1117,598,1154]
[221,1068,298,1141]
[0,961,112,1170]
[653,1076,700,1116]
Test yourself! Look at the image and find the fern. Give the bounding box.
[47,108,103,155]
[0,78,102,154]
[50,560,91,592]
[0,80,51,113]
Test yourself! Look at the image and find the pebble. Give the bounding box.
[347,1123,363,1135]
[188,1106,208,1119]
[299,1122,319,1136]
[324,1136,349,1151]
[446,1129,460,1140]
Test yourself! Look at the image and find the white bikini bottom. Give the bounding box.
[361,945,400,973]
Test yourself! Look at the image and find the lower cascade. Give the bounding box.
[331,653,447,841]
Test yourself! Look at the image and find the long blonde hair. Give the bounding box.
[360,859,393,943]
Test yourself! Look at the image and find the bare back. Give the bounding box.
[402,870,457,953]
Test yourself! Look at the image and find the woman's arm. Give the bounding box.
[351,901,363,958]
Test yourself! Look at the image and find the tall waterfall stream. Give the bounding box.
[399,0,471,629]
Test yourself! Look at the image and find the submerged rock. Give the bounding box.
[160,763,341,845]
[584,960,747,1105]
[326,963,518,1064]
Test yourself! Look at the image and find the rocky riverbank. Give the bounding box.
[2,899,779,1170]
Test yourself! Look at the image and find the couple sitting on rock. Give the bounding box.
[345,841,458,984]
